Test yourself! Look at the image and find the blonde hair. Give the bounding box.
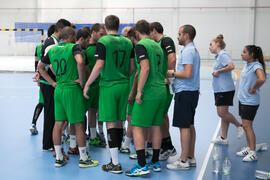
[213,34,226,50]
[122,26,132,37]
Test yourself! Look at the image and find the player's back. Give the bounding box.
[48,42,80,87]
[98,34,133,87]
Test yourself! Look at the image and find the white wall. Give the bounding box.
[0,0,269,58]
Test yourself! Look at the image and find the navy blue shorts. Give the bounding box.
[173,91,199,128]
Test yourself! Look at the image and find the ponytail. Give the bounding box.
[245,45,265,73]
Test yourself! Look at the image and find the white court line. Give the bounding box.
[197,119,221,180]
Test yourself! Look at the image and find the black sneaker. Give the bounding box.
[55,158,67,167]
[102,162,123,174]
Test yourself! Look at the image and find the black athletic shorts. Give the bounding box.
[239,101,259,121]
[173,91,199,128]
[214,91,235,106]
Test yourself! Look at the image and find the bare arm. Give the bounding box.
[83,60,104,98]
[73,54,85,88]
[38,61,56,87]
[128,71,138,104]
[167,64,193,79]
[136,60,149,104]
[167,53,176,70]
[249,69,266,94]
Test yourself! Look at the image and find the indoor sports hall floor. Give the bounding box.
[0,66,269,180]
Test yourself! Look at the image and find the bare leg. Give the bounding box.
[242,119,256,151]
[188,125,196,158]
[179,128,190,162]
[53,121,65,145]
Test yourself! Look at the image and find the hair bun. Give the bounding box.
[216,34,224,40]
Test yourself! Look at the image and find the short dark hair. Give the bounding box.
[82,26,91,35]
[150,22,163,34]
[135,20,150,35]
[182,24,196,41]
[55,19,71,32]
[127,27,136,38]
[105,15,119,31]
[91,23,104,33]
[76,28,90,41]
[47,24,55,37]
[61,26,75,40]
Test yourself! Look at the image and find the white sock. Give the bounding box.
[70,135,76,148]
[54,145,63,160]
[145,141,148,149]
[109,147,119,165]
[123,137,132,148]
[90,128,97,139]
[98,124,103,134]
[79,147,88,161]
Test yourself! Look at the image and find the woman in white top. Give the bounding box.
[209,34,243,144]
[236,45,266,162]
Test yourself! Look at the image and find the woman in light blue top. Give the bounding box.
[236,45,266,162]
[209,34,243,145]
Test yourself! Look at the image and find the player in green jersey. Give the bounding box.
[126,20,166,177]
[120,27,137,154]
[30,24,55,135]
[38,27,99,168]
[83,15,134,174]
[85,23,106,147]
[150,22,177,161]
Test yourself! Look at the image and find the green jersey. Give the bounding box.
[85,44,100,86]
[44,42,82,88]
[158,35,175,78]
[97,34,133,87]
[36,43,42,61]
[135,37,166,99]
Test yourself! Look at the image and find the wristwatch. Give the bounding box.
[172,71,175,77]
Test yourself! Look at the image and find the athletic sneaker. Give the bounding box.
[188,157,196,167]
[53,148,69,160]
[211,136,228,145]
[55,158,67,167]
[256,143,268,151]
[89,138,106,147]
[242,151,258,162]
[237,126,244,138]
[68,146,79,155]
[102,161,123,174]
[120,146,131,154]
[147,161,161,172]
[129,151,150,159]
[125,164,150,176]
[79,157,99,168]
[236,147,250,157]
[42,147,54,152]
[159,148,177,161]
[30,124,38,135]
[97,132,106,142]
[166,159,190,170]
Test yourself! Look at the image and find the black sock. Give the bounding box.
[136,149,146,167]
[162,136,174,151]
[152,149,160,163]
[32,103,43,124]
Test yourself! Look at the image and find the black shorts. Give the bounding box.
[173,91,199,128]
[214,91,235,106]
[239,102,259,121]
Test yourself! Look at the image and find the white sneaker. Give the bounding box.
[242,151,257,162]
[236,147,250,156]
[256,143,268,151]
[237,126,244,138]
[187,157,196,167]
[166,159,190,170]
[159,148,177,161]
[211,136,228,145]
